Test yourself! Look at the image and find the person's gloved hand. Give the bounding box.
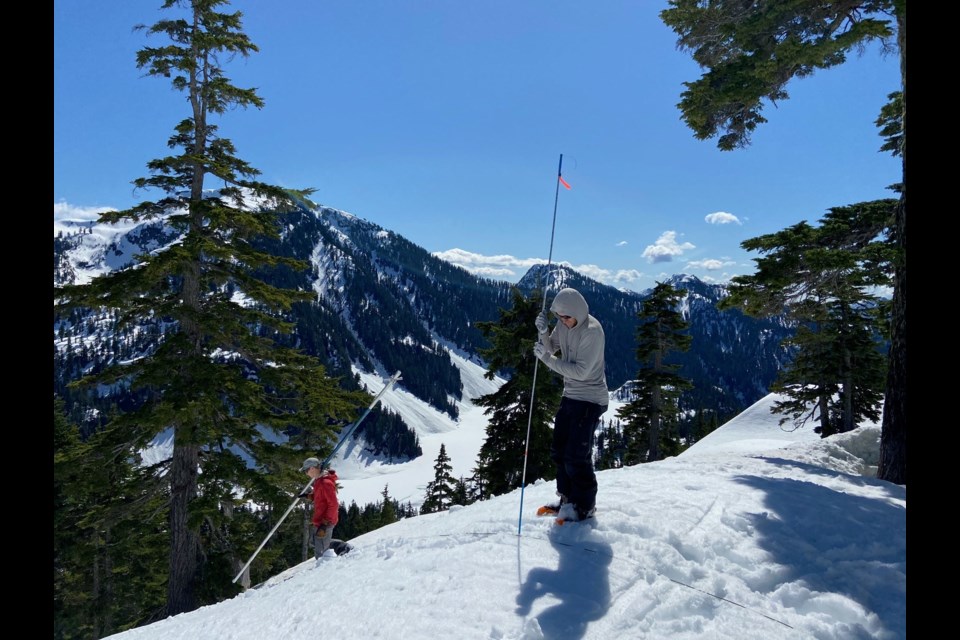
[533,342,547,360]
[535,312,549,334]
[315,526,327,538]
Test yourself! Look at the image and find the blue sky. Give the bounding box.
[54,1,902,292]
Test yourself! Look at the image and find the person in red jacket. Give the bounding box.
[299,457,340,559]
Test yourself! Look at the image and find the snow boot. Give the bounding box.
[555,503,596,526]
[536,493,569,516]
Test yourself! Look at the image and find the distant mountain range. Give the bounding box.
[54,198,795,457]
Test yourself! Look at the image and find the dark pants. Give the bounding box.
[551,397,604,513]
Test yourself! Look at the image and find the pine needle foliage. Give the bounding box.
[617,282,693,464]
[55,398,169,639]
[720,199,894,436]
[660,0,906,483]
[660,0,898,151]
[420,443,460,514]
[53,0,367,617]
[472,288,562,498]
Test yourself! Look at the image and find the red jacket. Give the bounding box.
[308,469,340,528]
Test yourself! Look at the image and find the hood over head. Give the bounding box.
[550,288,589,326]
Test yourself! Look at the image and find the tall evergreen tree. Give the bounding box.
[420,443,459,514]
[660,0,906,484]
[53,0,366,616]
[617,282,693,464]
[720,200,893,436]
[472,288,562,497]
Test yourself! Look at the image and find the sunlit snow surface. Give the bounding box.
[107,391,904,640]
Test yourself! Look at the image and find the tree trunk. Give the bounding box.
[818,392,832,436]
[877,6,906,485]
[167,441,201,615]
[302,511,311,562]
[223,500,251,590]
[102,525,114,635]
[92,534,101,639]
[840,305,854,433]
[878,192,906,484]
[649,385,661,462]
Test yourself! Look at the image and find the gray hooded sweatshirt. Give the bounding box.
[538,287,609,407]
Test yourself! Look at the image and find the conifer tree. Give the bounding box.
[53,0,365,616]
[617,282,693,464]
[420,443,459,514]
[660,0,906,484]
[595,419,626,471]
[688,408,720,446]
[55,398,168,638]
[768,301,886,436]
[472,288,562,497]
[721,200,893,436]
[451,476,474,506]
[379,485,399,526]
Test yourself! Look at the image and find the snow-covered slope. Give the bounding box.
[104,394,904,640]
[335,348,504,508]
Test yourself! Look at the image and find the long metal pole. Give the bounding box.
[322,371,402,466]
[232,371,402,584]
[517,154,564,536]
[232,476,317,585]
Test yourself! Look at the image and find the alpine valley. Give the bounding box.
[54,197,796,466]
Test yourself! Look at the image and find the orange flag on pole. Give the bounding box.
[559,175,571,190]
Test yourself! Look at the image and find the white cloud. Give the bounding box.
[53,200,117,222]
[565,262,613,283]
[641,231,695,264]
[544,262,643,288]
[432,248,546,279]
[686,258,736,271]
[615,240,628,247]
[612,269,643,283]
[698,273,733,284]
[432,248,536,268]
[705,211,742,225]
[433,251,647,291]
[464,266,518,278]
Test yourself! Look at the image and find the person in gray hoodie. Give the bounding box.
[533,287,608,522]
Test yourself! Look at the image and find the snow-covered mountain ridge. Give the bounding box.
[54,195,797,507]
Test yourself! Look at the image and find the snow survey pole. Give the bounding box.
[322,370,402,464]
[232,371,402,584]
[517,154,566,536]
